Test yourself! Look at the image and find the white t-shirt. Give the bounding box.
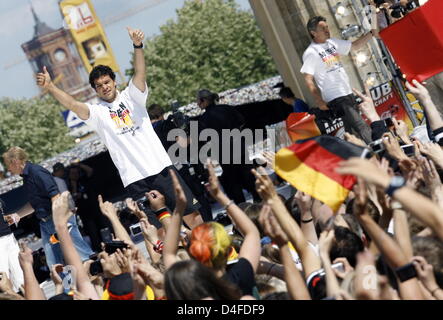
[300,38,353,103]
[85,79,172,187]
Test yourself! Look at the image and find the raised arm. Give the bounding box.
[98,195,133,245]
[318,230,342,298]
[259,205,311,300]
[36,66,89,120]
[127,27,146,92]
[252,168,322,278]
[351,30,377,51]
[406,80,443,132]
[294,191,318,245]
[207,161,261,272]
[53,192,99,300]
[350,179,423,300]
[18,244,46,300]
[337,158,443,240]
[163,170,187,270]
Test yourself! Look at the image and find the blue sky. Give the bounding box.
[0,0,252,99]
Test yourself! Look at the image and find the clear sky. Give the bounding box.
[0,0,252,99]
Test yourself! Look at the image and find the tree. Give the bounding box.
[126,0,278,108]
[0,96,75,163]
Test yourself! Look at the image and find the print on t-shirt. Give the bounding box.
[317,45,342,72]
[109,102,140,136]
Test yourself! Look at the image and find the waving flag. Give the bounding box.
[275,135,369,212]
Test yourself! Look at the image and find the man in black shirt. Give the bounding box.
[196,89,259,204]
[2,147,93,267]
[0,198,23,292]
[148,104,213,222]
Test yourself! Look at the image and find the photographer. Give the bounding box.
[148,104,213,222]
[195,89,260,204]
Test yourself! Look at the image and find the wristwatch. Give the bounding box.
[385,176,405,197]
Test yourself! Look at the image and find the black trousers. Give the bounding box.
[327,94,372,143]
[219,164,260,205]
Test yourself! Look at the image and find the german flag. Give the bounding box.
[275,135,369,212]
[286,112,321,142]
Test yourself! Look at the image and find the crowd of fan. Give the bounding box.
[1,79,443,300]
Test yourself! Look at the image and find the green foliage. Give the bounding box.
[126,0,277,109]
[0,95,75,163]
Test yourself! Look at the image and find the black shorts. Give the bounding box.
[125,166,201,224]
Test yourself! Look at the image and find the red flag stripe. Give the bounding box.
[286,140,357,190]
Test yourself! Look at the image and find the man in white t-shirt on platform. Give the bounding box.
[36,27,203,229]
[301,16,379,143]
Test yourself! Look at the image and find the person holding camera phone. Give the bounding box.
[301,16,380,143]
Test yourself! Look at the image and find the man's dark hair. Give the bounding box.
[89,65,116,89]
[148,104,165,120]
[197,89,219,104]
[306,16,327,39]
[278,87,295,99]
[330,226,365,267]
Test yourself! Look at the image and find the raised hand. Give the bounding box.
[206,159,225,200]
[319,229,336,257]
[336,157,391,189]
[98,195,118,219]
[381,132,408,161]
[18,243,34,268]
[146,190,166,212]
[419,157,442,190]
[412,256,439,294]
[353,86,380,122]
[405,80,431,102]
[352,178,369,216]
[258,204,288,247]
[36,66,52,89]
[251,166,278,202]
[170,169,187,215]
[125,198,144,218]
[392,116,412,144]
[344,132,367,148]
[50,264,64,288]
[416,142,443,169]
[0,272,14,294]
[4,213,20,226]
[52,191,73,227]
[294,190,312,213]
[140,217,159,244]
[127,27,145,46]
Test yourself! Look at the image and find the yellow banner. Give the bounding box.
[59,0,119,74]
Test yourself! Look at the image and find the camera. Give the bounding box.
[390,1,419,18]
[89,260,103,276]
[401,144,415,157]
[130,223,142,237]
[135,196,150,212]
[168,100,191,135]
[369,138,387,154]
[384,117,394,128]
[104,240,128,255]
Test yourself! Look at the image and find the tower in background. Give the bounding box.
[21,4,95,101]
